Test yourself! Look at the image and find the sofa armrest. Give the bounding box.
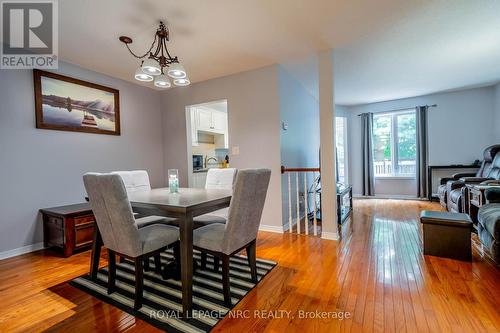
[481,180,500,186]
[459,177,493,183]
[485,188,500,203]
[440,177,455,185]
[452,172,477,179]
[446,179,465,191]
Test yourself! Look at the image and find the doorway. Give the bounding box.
[185,100,229,188]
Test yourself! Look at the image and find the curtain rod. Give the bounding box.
[357,104,437,116]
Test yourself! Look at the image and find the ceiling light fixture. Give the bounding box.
[154,74,171,88]
[173,77,190,86]
[134,66,153,82]
[119,21,190,88]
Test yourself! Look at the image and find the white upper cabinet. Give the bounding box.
[191,107,228,149]
[195,108,227,135]
[211,110,227,133]
[196,108,213,132]
[190,109,198,146]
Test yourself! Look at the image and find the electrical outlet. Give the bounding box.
[232,146,240,155]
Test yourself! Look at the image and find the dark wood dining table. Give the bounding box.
[89,187,232,316]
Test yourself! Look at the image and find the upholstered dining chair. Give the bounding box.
[193,168,237,227]
[83,173,180,310]
[193,168,271,305]
[111,170,180,270]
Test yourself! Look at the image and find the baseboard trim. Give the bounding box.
[259,224,284,233]
[0,242,45,260]
[321,231,339,241]
[353,194,426,201]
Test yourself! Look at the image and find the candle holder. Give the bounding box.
[168,169,179,193]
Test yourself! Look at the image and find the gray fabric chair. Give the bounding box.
[111,170,178,227]
[110,170,181,271]
[193,168,271,305]
[83,172,180,309]
[193,168,237,228]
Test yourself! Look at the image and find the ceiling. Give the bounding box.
[58,0,500,105]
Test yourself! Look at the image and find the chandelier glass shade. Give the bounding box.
[120,21,189,88]
[173,77,190,86]
[134,66,153,82]
[154,74,171,88]
[142,58,161,76]
[167,62,187,79]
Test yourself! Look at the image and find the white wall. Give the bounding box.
[0,62,165,254]
[346,86,497,196]
[278,65,320,228]
[160,66,283,231]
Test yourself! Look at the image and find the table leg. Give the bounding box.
[90,225,103,280]
[180,212,193,317]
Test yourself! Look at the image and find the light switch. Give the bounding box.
[232,146,240,155]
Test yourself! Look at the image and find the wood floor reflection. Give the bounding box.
[0,199,499,332]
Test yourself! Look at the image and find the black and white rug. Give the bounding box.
[70,250,276,333]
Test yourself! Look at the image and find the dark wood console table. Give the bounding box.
[337,185,353,226]
[40,203,96,257]
[427,164,479,201]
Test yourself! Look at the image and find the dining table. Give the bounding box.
[89,187,233,316]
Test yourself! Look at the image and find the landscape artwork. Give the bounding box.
[34,70,120,135]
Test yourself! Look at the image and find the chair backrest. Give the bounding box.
[111,170,151,193]
[478,145,500,177]
[205,168,237,190]
[487,153,500,180]
[221,169,271,254]
[83,173,141,257]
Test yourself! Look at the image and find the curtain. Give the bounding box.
[361,113,374,196]
[416,106,428,198]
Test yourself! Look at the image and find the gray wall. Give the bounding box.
[0,62,165,253]
[278,65,320,227]
[495,84,500,142]
[160,65,283,230]
[345,86,497,196]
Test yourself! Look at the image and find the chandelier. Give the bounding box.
[119,21,189,88]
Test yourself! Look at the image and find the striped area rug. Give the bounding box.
[70,250,276,333]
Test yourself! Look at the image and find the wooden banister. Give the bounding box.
[281,166,320,174]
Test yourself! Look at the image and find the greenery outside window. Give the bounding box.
[372,110,416,178]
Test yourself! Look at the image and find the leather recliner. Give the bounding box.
[477,187,500,264]
[437,144,500,211]
[449,150,500,213]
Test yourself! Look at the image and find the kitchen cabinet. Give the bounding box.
[190,107,228,149]
[211,110,227,132]
[196,108,226,134]
[190,109,198,146]
[196,108,214,132]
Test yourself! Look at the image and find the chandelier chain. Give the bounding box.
[125,34,158,59]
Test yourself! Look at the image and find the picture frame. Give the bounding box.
[33,69,120,135]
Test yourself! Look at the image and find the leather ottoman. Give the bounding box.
[420,211,472,261]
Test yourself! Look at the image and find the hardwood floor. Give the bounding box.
[0,199,499,332]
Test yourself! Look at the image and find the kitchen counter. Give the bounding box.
[193,168,209,173]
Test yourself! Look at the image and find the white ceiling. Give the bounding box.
[58,0,500,105]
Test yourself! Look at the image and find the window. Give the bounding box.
[336,117,348,184]
[373,110,416,177]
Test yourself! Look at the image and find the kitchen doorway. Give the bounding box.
[185,100,229,188]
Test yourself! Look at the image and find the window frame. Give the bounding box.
[373,109,416,179]
[335,116,349,184]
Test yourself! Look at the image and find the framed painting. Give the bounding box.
[34,69,120,135]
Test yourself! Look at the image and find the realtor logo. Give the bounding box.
[1,0,58,69]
